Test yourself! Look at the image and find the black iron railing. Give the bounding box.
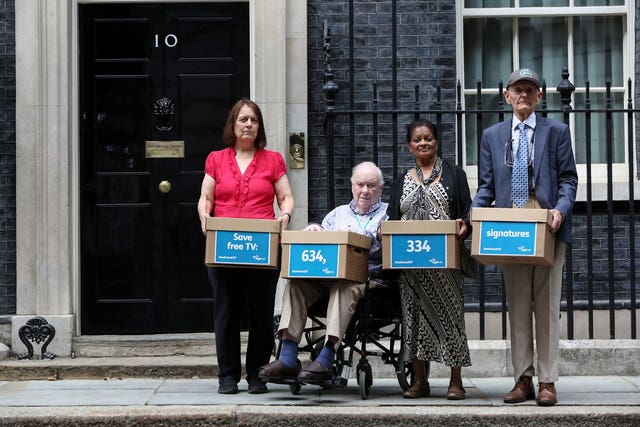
[320,22,639,341]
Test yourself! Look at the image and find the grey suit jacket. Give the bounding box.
[471,115,578,243]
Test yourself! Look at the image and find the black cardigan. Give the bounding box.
[386,159,472,239]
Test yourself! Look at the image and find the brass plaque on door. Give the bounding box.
[145,140,185,158]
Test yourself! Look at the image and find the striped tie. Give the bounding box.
[512,122,529,208]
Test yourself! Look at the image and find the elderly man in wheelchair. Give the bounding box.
[259,161,388,386]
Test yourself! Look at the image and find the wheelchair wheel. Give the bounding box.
[271,315,281,358]
[333,345,345,377]
[396,315,412,391]
[357,363,372,399]
[396,355,412,391]
[311,341,344,364]
[313,341,346,378]
[395,325,430,391]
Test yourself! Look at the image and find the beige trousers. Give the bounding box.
[501,197,566,383]
[278,279,366,348]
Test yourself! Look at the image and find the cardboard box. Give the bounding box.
[471,207,555,267]
[281,230,372,283]
[380,220,460,269]
[205,217,280,269]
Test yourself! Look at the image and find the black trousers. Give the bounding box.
[208,266,279,383]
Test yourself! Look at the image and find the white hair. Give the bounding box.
[350,161,384,187]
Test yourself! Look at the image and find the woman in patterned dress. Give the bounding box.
[387,119,472,400]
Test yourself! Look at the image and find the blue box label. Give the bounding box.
[214,230,272,266]
[478,221,537,256]
[287,244,340,278]
[389,234,448,268]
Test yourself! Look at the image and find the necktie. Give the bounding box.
[512,122,529,208]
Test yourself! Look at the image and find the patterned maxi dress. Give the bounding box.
[398,162,471,367]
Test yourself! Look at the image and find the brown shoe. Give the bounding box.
[402,381,430,398]
[503,375,535,403]
[446,382,466,400]
[536,382,558,406]
[258,359,300,383]
[297,360,333,384]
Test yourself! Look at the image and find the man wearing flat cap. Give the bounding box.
[471,68,578,406]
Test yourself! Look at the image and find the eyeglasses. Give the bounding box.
[504,137,534,168]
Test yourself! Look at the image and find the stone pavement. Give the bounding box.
[0,376,639,426]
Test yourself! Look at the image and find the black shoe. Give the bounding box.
[247,377,269,394]
[297,360,333,384]
[218,377,239,394]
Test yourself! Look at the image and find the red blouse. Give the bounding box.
[204,147,287,219]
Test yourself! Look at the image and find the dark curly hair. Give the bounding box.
[405,118,438,144]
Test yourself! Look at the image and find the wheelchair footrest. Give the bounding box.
[332,376,348,387]
[299,375,348,388]
[263,377,299,386]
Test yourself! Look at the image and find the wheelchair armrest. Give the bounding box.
[367,269,400,289]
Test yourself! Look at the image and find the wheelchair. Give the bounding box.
[272,273,429,399]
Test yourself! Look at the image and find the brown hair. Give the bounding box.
[222,98,268,148]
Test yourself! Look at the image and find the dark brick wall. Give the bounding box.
[307,0,457,221]
[0,2,636,316]
[0,0,15,315]
[463,204,640,310]
[307,1,640,309]
[570,203,640,304]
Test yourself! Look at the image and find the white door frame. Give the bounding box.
[13,0,306,354]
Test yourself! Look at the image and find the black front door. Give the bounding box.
[79,2,249,334]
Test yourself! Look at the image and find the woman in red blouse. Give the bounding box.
[198,99,294,395]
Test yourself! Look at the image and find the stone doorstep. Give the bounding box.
[0,355,218,381]
[71,333,218,358]
[0,339,639,381]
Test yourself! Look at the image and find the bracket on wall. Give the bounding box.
[17,316,56,360]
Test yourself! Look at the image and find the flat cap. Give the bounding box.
[506,68,540,89]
